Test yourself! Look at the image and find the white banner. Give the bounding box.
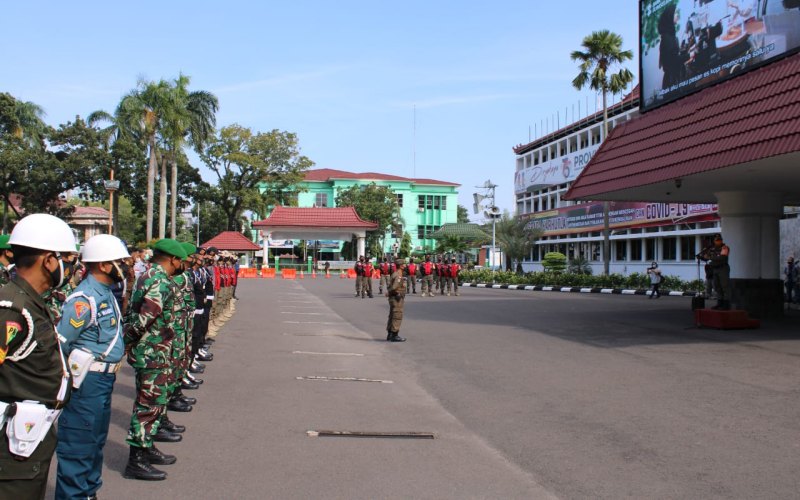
[515,145,600,194]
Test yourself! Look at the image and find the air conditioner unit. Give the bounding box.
[417,208,424,213]
[415,246,422,250]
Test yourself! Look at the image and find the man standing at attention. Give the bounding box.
[385,258,407,342]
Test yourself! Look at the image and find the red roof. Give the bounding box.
[514,85,640,155]
[304,168,459,187]
[252,206,378,229]
[201,231,261,251]
[565,53,800,202]
[71,206,110,217]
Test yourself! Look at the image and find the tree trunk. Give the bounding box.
[159,154,167,239]
[146,136,156,241]
[170,156,178,239]
[601,89,610,276]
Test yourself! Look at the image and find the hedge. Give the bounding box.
[459,269,704,293]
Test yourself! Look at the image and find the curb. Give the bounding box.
[461,283,697,297]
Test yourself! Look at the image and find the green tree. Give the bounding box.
[568,257,593,275]
[571,30,634,275]
[457,204,470,223]
[542,252,568,273]
[201,124,312,231]
[494,215,542,273]
[398,231,412,258]
[335,183,402,256]
[435,235,468,256]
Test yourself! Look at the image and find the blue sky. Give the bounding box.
[3,1,639,219]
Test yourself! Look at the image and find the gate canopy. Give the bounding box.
[200,231,262,252]
[252,206,378,240]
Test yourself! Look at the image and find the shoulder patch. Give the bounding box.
[6,321,21,345]
[69,318,86,328]
[74,301,91,319]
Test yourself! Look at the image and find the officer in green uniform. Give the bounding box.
[385,258,407,342]
[0,214,77,500]
[55,234,129,500]
[123,238,187,481]
[0,234,15,286]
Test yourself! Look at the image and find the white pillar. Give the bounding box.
[357,235,366,258]
[714,191,782,279]
[263,232,270,268]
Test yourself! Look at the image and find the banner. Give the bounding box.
[640,0,800,111]
[523,201,718,236]
[514,145,600,193]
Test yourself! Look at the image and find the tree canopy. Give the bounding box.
[335,183,401,257]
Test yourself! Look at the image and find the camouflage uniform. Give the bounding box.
[386,263,407,340]
[167,272,192,400]
[0,262,12,287]
[124,262,177,449]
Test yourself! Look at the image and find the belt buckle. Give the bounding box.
[111,363,121,374]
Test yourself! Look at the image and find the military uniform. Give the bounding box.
[166,271,192,407]
[55,274,124,500]
[0,277,71,500]
[0,263,14,287]
[709,236,732,310]
[420,258,435,297]
[386,260,407,342]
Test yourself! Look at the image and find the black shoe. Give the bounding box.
[389,335,407,342]
[185,373,203,384]
[181,380,200,390]
[204,337,216,344]
[195,353,213,362]
[178,395,197,405]
[161,418,185,434]
[145,445,177,465]
[153,428,183,442]
[123,446,167,481]
[189,364,205,374]
[368,295,374,298]
[168,399,193,412]
[386,331,393,341]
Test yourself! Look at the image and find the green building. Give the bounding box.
[261,168,459,256]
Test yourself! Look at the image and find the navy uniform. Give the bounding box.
[55,274,124,499]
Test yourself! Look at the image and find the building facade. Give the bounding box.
[260,168,459,256]
[513,88,721,281]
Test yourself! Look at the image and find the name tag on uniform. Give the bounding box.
[98,309,114,318]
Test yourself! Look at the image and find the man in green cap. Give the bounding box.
[123,238,186,481]
[0,234,14,286]
[385,258,407,342]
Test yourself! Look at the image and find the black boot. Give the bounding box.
[161,417,185,434]
[178,394,197,405]
[123,446,167,481]
[153,427,183,442]
[145,445,177,465]
[167,398,193,412]
[390,334,407,342]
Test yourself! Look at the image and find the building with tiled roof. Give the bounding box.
[259,169,460,257]
[201,231,262,251]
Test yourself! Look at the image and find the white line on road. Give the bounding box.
[292,351,365,356]
[296,376,393,383]
[280,312,323,315]
[283,321,345,325]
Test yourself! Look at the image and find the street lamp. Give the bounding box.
[103,173,120,235]
[473,180,499,277]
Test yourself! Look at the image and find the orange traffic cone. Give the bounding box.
[311,269,317,279]
[325,270,330,279]
[299,270,305,279]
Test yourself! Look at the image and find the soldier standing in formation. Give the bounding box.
[449,258,461,296]
[353,255,365,297]
[385,258,407,342]
[0,214,77,498]
[377,257,394,295]
[55,234,129,499]
[405,257,418,294]
[0,234,15,285]
[123,239,186,481]
[420,255,435,297]
[436,256,447,295]
[362,257,374,298]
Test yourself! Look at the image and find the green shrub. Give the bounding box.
[459,268,701,292]
[542,252,567,273]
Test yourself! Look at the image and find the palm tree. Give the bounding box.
[116,79,173,241]
[435,235,468,255]
[494,215,542,273]
[571,29,634,275]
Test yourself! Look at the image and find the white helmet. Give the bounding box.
[82,234,130,262]
[9,213,77,253]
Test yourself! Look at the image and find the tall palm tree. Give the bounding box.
[571,30,634,275]
[116,79,173,241]
[494,215,542,273]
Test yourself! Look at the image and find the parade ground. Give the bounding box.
[48,277,800,499]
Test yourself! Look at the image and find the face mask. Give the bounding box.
[47,253,74,289]
[109,261,128,283]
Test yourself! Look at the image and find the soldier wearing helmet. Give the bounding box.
[0,213,78,498]
[54,234,129,499]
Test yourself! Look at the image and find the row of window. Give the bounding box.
[418,195,447,210]
[417,225,441,240]
[532,236,703,263]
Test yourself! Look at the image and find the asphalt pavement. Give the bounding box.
[47,277,800,499]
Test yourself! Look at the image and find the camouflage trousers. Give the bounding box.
[168,324,191,396]
[421,275,435,295]
[379,275,391,293]
[126,368,170,448]
[386,296,404,334]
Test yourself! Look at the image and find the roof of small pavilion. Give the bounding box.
[430,223,489,241]
[252,206,378,240]
[564,53,800,205]
[200,231,261,251]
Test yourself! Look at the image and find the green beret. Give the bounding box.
[0,234,10,250]
[153,238,188,260]
[180,242,197,258]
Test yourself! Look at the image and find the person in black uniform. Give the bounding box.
[0,214,78,499]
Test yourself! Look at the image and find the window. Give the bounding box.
[441,196,447,210]
[615,241,627,261]
[396,193,403,207]
[315,193,328,208]
[418,195,425,210]
[680,237,696,261]
[631,239,643,260]
[417,225,439,240]
[662,237,677,260]
[645,239,656,261]
[433,196,440,210]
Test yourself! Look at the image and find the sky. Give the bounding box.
[3,0,639,221]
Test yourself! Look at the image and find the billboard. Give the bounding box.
[523,201,718,237]
[640,0,800,111]
[514,144,600,194]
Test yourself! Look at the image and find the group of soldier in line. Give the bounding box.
[0,213,241,499]
[353,255,463,299]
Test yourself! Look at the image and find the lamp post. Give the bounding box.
[103,172,120,235]
[473,180,498,277]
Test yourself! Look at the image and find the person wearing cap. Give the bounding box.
[0,214,77,498]
[123,238,187,481]
[385,258,407,342]
[708,234,732,310]
[54,234,129,499]
[0,234,15,286]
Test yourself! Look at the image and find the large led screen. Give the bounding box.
[640,0,800,111]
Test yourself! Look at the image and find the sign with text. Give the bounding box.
[514,145,600,194]
[523,201,718,236]
[640,0,800,111]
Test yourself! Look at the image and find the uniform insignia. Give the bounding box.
[5,321,21,345]
[99,302,109,309]
[24,422,35,433]
[74,301,90,318]
[0,348,6,363]
[69,318,86,328]
[110,318,116,326]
